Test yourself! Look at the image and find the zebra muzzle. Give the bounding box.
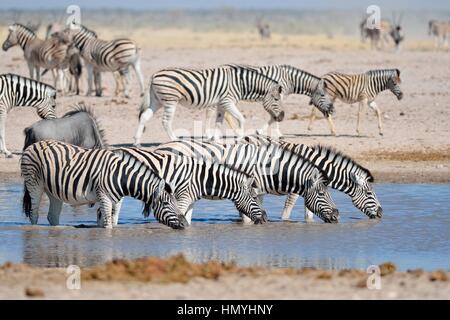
[273,111,285,122]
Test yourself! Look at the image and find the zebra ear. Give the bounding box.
[153,179,166,201]
[271,84,282,97]
[244,177,255,189]
[307,169,322,188]
[47,89,57,98]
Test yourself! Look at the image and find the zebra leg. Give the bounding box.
[161,101,178,140]
[35,66,41,82]
[121,71,130,99]
[94,70,102,97]
[356,101,364,136]
[307,106,316,131]
[132,57,145,97]
[220,101,245,139]
[96,191,114,229]
[0,113,12,158]
[113,72,122,97]
[304,205,315,222]
[86,64,94,96]
[368,100,383,136]
[27,61,35,79]
[326,115,337,136]
[204,106,217,140]
[282,194,299,220]
[112,198,123,226]
[47,193,63,226]
[256,116,272,135]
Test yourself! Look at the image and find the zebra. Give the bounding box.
[65,24,144,98]
[21,140,186,229]
[134,64,284,145]
[217,64,334,137]
[2,23,69,92]
[0,73,57,157]
[111,147,267,225]
[241,134,382,221]
[428,20,450,48]
[307,69,403,136]
[154,139,339,223]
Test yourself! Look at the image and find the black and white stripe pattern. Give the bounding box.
[2,23,69,90]
[134,64,284,144]
[112,147,267,225]
[155,139,339,223]
[21,140,185,229]
[219,64,334,137]
[69,24,144,97]
[0,73,57,157]
[241,135,382,221]
[308,69,403,136]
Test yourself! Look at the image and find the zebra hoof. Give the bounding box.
[5,153,13,159]
[133,143,142,148]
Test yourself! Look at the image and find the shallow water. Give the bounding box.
[0,182,449,271]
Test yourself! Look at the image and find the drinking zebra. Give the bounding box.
[0,73,57,157]
[23,102,106,151]
[428,20,450,48]
[65,24,144,98]
[307,69,403,136]
[111,147,267,225]
[241,135,382,221]
[154,139,339,223]
[21,140,186,229]
[2,23,69,91]
[134,64,284,145]
[217,64,334,137]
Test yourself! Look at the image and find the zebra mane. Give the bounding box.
[63,102,108,147]
[224,64,280,85]
[12,23,37,36]
[5,73,56,92]
[313,144,374,182]
[77,24,98,38]
[278,64,320,81]
[366,69,400,78]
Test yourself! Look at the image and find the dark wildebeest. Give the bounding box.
[23,102,106,151]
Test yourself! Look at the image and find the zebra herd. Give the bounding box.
[0,21,395,229]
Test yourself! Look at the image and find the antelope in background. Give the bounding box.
[428,20,450,48]
[256,18,271,40]
[360,13,404,51]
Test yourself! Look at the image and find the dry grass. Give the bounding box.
[361,149,450,162]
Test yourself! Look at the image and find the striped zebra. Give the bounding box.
[307,69,403,136]
[111,147,267,225]
[2,23,69,92]
[66,24,144,98]
[241,135,382,221]
[0,73,57,157]
[218,64,334,137]
[21,140,186,229]
[155,139,339,223]
[134,64,284,145]
[428,20,450,48]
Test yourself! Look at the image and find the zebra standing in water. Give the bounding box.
[2,23,68,92]
[307,69,403,136]
[0,73,57,157]
[134,64,284,145]
[155,139,339,223]
[111,147,267,225]
[218,64,335,137]
[241,135,382,221]
[21,140,186,229]
[66,24,144,98]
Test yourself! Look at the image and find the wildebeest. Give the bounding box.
[23,102,106,151]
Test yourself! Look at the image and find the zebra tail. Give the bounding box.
[23,184,32,218]
[23,127,36,151]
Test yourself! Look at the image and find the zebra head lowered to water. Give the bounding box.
[23,102,106,151]
[241,134,382,220]
[155,139,339,223]
[21,140,186,229]
[112,147,268,225]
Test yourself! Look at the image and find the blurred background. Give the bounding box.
[1,0,449,50]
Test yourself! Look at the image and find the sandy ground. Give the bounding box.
[0,257,448,299]
[1,46,449,183]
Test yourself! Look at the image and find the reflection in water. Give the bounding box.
[0,182,449,270]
